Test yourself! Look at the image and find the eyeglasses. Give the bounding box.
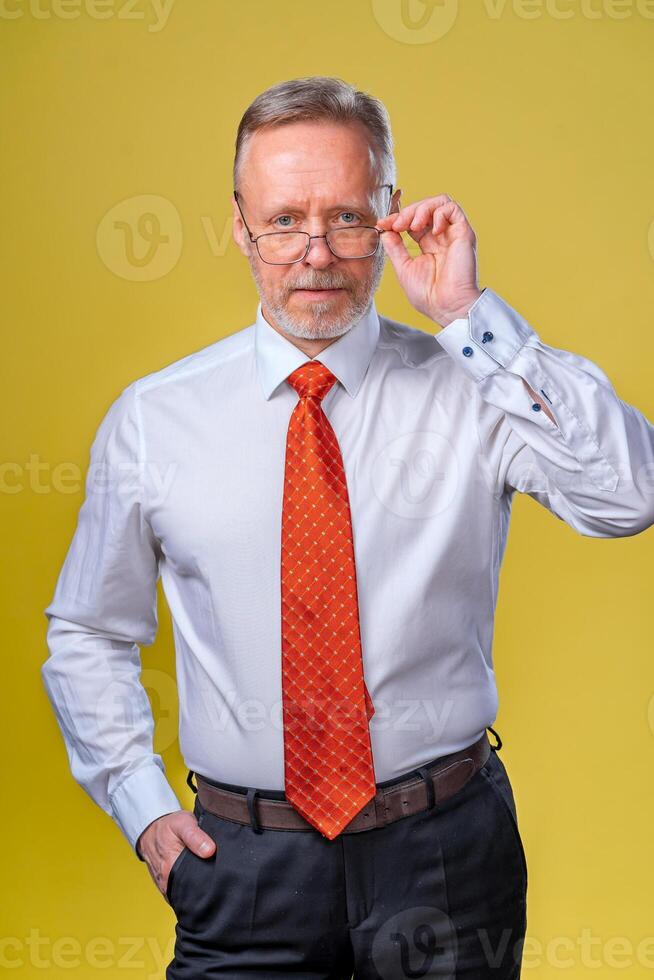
[233,184,394,265]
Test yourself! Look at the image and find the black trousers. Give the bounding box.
[165,734,528,979]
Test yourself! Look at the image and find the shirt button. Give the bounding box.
[462,346,474,357]
[482,331,494,343]
[531,403,541,412]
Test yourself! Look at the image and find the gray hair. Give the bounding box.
[233,76,396,215]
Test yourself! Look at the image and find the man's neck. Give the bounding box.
[262,305,344,359]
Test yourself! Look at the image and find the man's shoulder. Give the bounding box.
[131,319,255,397]
[377,310,451,370]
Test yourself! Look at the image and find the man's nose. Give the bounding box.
[301,234,339,269]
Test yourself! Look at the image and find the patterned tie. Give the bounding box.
[281,359,377,840]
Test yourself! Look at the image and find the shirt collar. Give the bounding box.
[254,298,381,401]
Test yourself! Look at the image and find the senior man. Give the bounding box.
[42,75,654,979]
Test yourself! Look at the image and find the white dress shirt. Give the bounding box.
[42,287,654,855]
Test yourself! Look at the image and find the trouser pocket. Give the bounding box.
[481,751,529,891]
[166,799,207,907]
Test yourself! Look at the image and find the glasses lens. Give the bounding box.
[328,227,380,258]
[257,232,308,264]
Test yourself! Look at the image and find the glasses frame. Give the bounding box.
[233,184,395,265]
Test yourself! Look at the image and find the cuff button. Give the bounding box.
[531,403,541,412]
[482,331,493,343]
[462,346,474,357]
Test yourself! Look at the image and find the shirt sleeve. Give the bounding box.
[435,288,654,537]
[41,381,182,858]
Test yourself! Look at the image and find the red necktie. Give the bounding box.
[281,359,376,839]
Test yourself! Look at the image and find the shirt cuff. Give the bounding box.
[110,762,183,860]
[436,287,536,382]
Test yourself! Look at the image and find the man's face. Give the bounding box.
[232,120,399,341]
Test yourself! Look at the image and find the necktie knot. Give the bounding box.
[286,360,337,402]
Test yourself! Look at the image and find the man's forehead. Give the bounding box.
[256,189,376,212]
[248,118,372,157]
[245,162,374,201]
[242,123,376,200]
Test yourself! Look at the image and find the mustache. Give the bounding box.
[288,275,350,291]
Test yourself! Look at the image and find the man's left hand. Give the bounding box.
[376,194,482,327]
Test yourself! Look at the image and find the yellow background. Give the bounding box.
[2,0,653,976]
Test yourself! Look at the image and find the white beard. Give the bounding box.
[249,248,386,341]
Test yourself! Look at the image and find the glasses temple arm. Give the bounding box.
[233,189,256,243]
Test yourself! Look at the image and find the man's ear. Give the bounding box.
[231,196,250,257]
[390,186,402,215]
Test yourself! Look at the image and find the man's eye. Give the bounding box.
[271,212,361,229]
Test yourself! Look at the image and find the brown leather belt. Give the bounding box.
[195,732,491,835]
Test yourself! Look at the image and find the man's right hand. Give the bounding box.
[136,810,217,901]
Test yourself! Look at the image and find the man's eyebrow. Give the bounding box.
[262,200,373,215]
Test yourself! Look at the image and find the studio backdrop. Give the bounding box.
[2,2,653,978]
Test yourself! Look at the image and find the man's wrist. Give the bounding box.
[109,762,183,859]
[435,289,484,327]
[135,814,164,861]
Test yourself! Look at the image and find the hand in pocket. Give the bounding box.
[136,809,217,902]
